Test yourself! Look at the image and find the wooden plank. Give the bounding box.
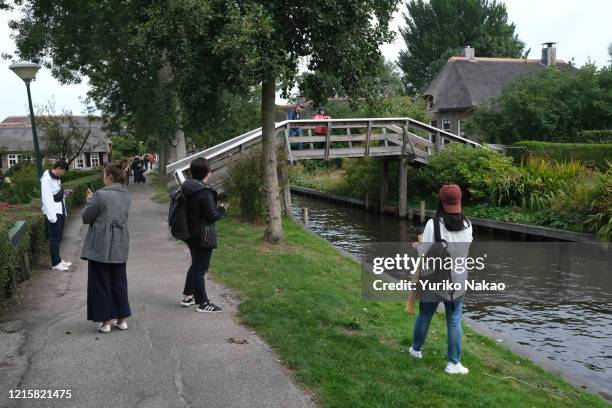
[347,127,352,149]
[365,121,372,158]
[284,125,293,164]
[288,136,326,143]
[324,121,331,160]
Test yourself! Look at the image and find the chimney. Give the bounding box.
[541,42,556,66]
[463,46,475,60]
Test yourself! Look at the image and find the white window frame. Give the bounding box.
[458,120,467,138]
[8,154,19,167]
[90,152,100,168]
[442,119,451,131]
[75,153,86,169]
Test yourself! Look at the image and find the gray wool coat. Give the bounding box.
[80,183,131,263]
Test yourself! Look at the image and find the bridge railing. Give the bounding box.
[166,117,481,186]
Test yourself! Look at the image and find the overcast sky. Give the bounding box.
[1,1,611,121]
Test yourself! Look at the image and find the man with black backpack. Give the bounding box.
[172,158,228,313]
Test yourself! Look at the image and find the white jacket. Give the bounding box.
[40,170,66,223]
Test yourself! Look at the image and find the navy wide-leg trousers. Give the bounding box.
[87,260,132,322]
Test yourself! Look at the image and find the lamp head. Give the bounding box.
[9,61,41,83]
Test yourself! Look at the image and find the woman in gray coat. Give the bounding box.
[81,162,131,333]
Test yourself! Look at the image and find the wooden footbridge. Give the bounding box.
[166,117,481,217]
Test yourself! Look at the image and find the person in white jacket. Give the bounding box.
[41,160,72,271]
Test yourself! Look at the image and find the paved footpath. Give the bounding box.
[0,182,316,408]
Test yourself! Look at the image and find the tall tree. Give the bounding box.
[10,0,399,243]
[8,0,228,174]
[36,104,97,165]
[210,0,399,242]
[398,0,524,93]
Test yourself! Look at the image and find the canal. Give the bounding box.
[291,194,612,395]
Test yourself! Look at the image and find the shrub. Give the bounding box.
[549,163,612,241]
[0,163,100,205]
[574,130,612,144]
[421,144,519,203]
[0,163,40,204]
[224,147,288,223]
[512,141,612,170]
[0,173,105,297]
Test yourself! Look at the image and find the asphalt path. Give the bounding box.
[0,181,316,408]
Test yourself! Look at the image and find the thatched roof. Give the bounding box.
[424,57,575,111]
[0,115,111,153]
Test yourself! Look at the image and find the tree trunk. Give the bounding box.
[158,48,187,173]
[167,128,187,165]
[261,78,284,243]
[158,140,168,180]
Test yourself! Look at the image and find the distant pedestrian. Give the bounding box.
[122,158,131,186]
[143,154,150,173]
[131,156,145,183]
[287,104,304,150]
[81,162,132,333]
[408,184,473,375]
[41,160,72,271]
[180,157,228,313]
[313,107,331,136]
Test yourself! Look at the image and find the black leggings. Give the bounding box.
[183,246,213,305]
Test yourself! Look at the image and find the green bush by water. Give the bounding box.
[224,146,288,223]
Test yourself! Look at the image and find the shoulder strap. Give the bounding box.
[433,216,442,243]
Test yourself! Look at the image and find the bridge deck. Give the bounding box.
[166,117,481,190]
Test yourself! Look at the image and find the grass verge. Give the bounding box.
[211,213,608,407]
[149,171,170,204]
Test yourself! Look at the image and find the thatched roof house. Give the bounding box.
[424,43,574,141]
[0,115,112,170]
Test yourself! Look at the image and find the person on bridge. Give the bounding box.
[287,103,304,150]
[81,162,132,333]
[408,184,473,375]
[180,157,228,313]
[313,107,331,136]
[41,159,72,271]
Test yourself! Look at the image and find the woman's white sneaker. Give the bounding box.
[114,321,128,330]
[52,263,69,271]
[408,346,423,359]
[97,323,111,333]
[445,362,469,375]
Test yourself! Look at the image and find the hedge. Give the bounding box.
[512,141,612,169]
[0,173,105,299]
[575,130,612,144]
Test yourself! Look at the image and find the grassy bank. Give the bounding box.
[150,171,170,204]
[211,213,608,407]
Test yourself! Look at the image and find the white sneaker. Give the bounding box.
[408,346,422,359]
[114,321,128,330]
[52,263,69,271]
[60,260,72,267]
[97,323,111,333]
[445,362,469,375]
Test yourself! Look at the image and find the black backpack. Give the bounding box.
[423,217,455,302]
[168,187,190,241]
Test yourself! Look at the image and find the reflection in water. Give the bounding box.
[291,194,612,393]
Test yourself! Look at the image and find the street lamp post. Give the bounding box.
[9,61,43,179]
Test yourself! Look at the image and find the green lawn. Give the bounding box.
[210,212,609,407]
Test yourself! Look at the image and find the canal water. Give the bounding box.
[291,194,612,395]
